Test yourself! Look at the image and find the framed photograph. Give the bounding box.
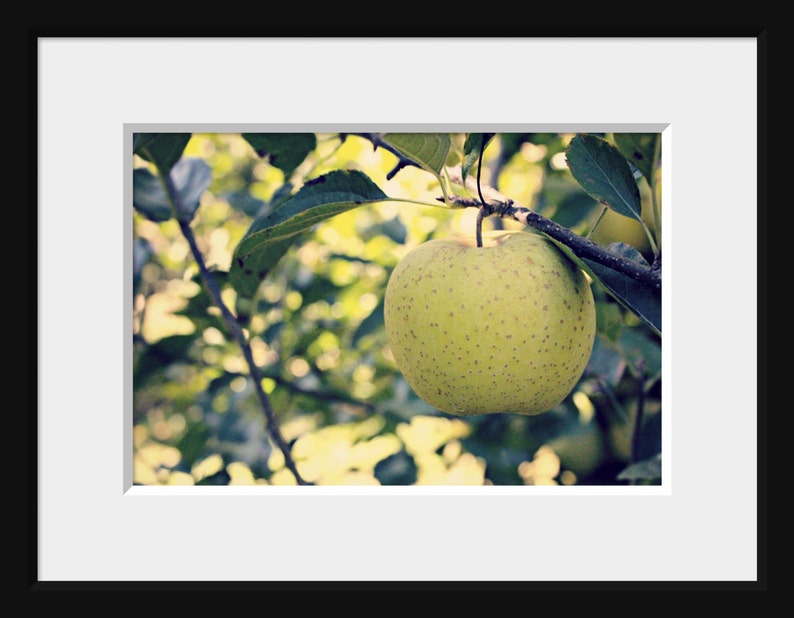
[34,33,763,589]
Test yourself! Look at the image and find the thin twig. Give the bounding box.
[163,172,310,485]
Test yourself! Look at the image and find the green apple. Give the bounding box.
[384,230,596,416]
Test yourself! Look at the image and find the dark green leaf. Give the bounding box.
[230,236,298,300]
[565,134,643,222]
[374,451,417,486]
[133,168,171,222]
[237,170,388,257]
[581,245,661,336]
[242,133,317,178]
[461,133,496,184]
[229,170,389,300]
[381,133,452,175]
[133,334,198,385]
[132,133,159,153]
[134,133,192,175]
[612,133,659,183]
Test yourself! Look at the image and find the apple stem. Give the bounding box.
[476,206,485,248]
[475,134,489,248]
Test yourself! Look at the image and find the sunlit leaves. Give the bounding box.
[381,133,452,175]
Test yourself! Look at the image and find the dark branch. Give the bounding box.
[441,195,661,290]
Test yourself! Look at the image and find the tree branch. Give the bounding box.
[439,166,661,290]
[163,172,311,486]
[442,194,661,290]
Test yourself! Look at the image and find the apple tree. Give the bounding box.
[132,131,662,486]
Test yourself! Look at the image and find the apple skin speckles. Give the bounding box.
[383,231,596,416]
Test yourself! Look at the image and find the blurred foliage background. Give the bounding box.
[132,132,662,487]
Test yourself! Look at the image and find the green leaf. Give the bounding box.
[133,334,197,386]
[565,134,643,222]
[238,170,389,256]
[612,133,659,183]
[381,133,451,175]
[461,133,496,184]
[133,168,172,222]
[242,133,317,178]
[229,170,389,299]
[230,237,299,301]
[581,245,661,336]
[133,133,192,175]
